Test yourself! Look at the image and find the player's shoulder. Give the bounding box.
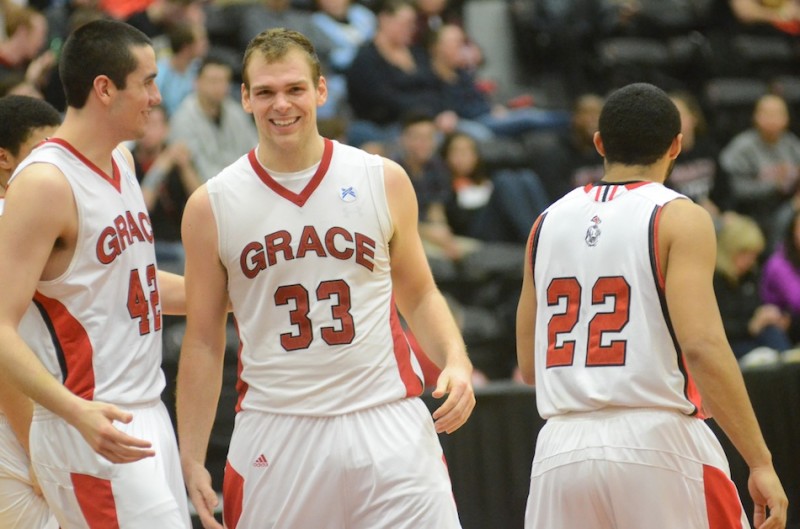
[10,157,70,194]
[659,197,715,240]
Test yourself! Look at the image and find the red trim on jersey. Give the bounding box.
[248,138,333,207]
[233,318,249,414]
[223,461,245,529]
[389,298,424,397]
[624,181,651,190]
[45,138,122,193]
[703,464,744,529]
[680,355,705,419]
[404,327,441,388]
[528,214,545,279]
[33,292,95,400]
[652,207,666,290]
[70,473,120,528]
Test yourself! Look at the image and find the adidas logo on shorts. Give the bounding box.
[253,454,269,468]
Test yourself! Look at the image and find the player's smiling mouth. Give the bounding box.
[271,117,300,127]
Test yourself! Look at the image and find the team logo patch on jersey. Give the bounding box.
[340,186,357,202]
[585,215,602,247]
[253,454,269,468]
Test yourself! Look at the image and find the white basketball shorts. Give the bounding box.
[30,400,191,529]
[223,398,461,529]
[525,407,749,529]
[0,416,58,528]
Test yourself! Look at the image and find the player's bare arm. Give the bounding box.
[515,224,538,385]
[382,158,475,434]
[0,379,43,495]
[660,198,788,528]
[0,163,155,464]
[157,270,186,315]
[0,374,34,454]
[176,184,228,529]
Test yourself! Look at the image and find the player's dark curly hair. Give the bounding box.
[0,95,61,155]
[598,83,681,166]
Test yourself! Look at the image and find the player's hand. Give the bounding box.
[183,459,223,529]
[749,464,788,529]
[431,362,475,434]
[71,400,155,464]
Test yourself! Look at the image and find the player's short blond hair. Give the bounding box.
[242,28,321,89]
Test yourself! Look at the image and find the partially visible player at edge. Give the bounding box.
[0,20,191,528]
[177,28,475,529]
[0,94,60,529]
[516,83,788,529]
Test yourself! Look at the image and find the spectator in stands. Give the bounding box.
[714,212,792,361]
[441,131,549,243]
[428,24,569,141]
[412,0,481,67]
[391,113,474,264]
[530,92,605,201]
[345,0,451,146]
[115,0,206,40]
[719,93,800,244]
[0,6,55,98]
[0,72,43,98]
[236,0,335,62]
[156,21,207,116]
[133,105,201,273]
[311,0,376,119]
[761,208,800,345]
[729,0,800,35]
[666,90,731,226]
[169,56,258,182]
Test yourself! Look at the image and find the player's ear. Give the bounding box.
[316,75,328,107]
[668,133,682,160]
[93,75,115,103]
[0,147,14,172]
[593,131,605,157]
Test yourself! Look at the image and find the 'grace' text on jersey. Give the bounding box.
[96,210,155,265]
[240,225,377,279]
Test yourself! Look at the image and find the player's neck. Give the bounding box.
[602,164,666,185]
[257,134,325,173]
[55,110,125,173]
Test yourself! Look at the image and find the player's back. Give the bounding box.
[531,181,702,418]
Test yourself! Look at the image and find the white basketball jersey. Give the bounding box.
[531,181,703,419]
[208,139,424,416]
[10,139,165,405]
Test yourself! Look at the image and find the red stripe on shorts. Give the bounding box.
[70,473,120,528]
[224,460,245,529]
[704,464,744,529]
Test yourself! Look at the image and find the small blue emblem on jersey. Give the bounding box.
[585,215,602,247]
[340,186,357,202]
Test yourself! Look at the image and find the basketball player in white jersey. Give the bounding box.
[516,83,788,529]
[0,95,60,529]
[177,28,475,529]
[0,21,192,528]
